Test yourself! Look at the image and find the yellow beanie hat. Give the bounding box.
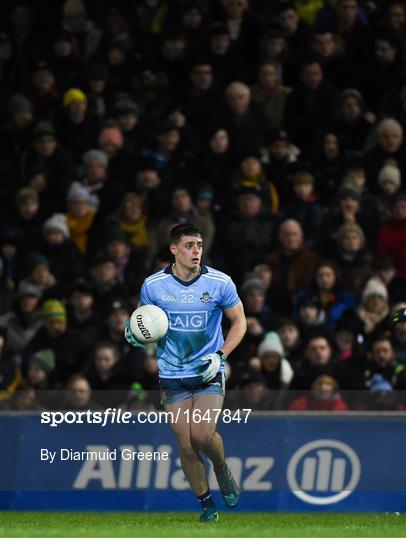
[63,88,87,107]
[42,299,67,321]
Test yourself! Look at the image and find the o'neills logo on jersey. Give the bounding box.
[136,314,152,340]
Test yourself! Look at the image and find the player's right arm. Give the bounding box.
[124,320,145,348]
[124,280,154,348]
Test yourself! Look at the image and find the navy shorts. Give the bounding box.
[159,372,225,406]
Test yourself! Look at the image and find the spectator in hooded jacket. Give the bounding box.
[21,121,76,216]
[40,213,86,284]
[251,331,294,409]
[0,283,42,355]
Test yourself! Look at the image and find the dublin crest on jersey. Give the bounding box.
[200,292,212,303]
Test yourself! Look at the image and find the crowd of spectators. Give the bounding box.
[0,0,406,412]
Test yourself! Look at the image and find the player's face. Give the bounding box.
[171,234,203,271]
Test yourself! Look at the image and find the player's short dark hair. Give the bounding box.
[169,223,203,244]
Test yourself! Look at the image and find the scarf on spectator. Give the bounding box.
[356,304,389,334]
[67,209,95,253]
[119,217,149,247]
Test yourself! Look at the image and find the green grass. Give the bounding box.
[0,512,405,537]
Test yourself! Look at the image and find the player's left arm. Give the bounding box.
[221,301,247,356]
[201,301,247,382]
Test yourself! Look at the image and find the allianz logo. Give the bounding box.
[73,445,274,491]
[287,439,361,505]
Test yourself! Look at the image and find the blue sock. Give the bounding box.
[198,490,216,509]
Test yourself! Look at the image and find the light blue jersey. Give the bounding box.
[140,265,240,378]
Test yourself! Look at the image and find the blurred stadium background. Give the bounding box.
[0,0,406,535]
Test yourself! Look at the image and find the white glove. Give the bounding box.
[201,352,224,383]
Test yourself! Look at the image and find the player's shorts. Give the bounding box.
[159,372,225,406]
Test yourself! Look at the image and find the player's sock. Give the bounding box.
[198,490,218,522]
[198,490,216,510]
[215,461,240,508]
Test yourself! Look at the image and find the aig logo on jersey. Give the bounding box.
[168,311,208,332]
[287,439,361,505]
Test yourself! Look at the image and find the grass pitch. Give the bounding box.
[0,512,405,537]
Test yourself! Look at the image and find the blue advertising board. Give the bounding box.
[1,413,406,512]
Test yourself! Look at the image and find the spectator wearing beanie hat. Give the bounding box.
[376,160,402,219]
[41,214,85,285]
[26,348,56,406]
[66,184,97,254]
[12,188,43,254]
[66,279,101,352]
[18,252,56,295]
[23,298,83,384]
[81,148,126,216]
[43,213,70,240]
[58,87,100,163]
[252,331,294,408]
[366,374,402,411]
[355,282,390,335]
[333,89,372,155]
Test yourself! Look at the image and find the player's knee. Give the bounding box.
[191,429,215,450]
[176,435,195,457]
